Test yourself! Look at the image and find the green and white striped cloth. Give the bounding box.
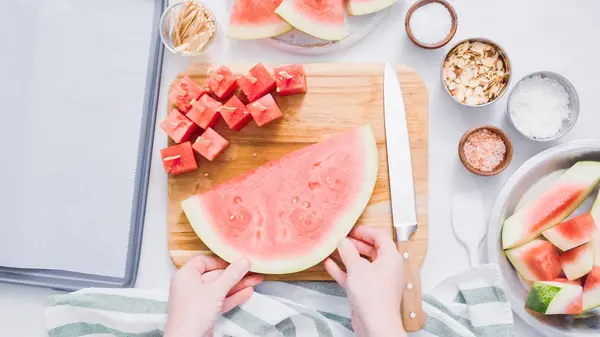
[46,264,514,336]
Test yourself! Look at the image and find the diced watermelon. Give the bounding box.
[160,109,198,143]
[192,127,229,161]
[583,266,600,311]
[160,142,198,176]
[237,63,277,102]
[274,64,307,96]
[187,95,222,129]
[207,66,238,100]
[168,76,206,113]
[526,280,583,315]
[505,239,562,282]
[560,242,594,281]
[219,95,252,131]
[543,213,597,251]
[247,94,284,127]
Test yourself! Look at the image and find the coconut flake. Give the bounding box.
[409,3,452,45]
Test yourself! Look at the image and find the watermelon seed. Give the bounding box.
[229,214,236,221]
[303,202,311,208]
[292,196,299,204]
[233,196,242,204]
[256,231,261,239]
[239,214,245,220]
[304,219,312,226]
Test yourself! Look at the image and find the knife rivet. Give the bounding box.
[407,283,413,290]
[403,252,409,259]
[409,312,416,319]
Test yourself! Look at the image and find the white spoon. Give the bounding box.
[451,188,487,267]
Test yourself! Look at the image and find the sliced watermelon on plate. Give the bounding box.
[346,0,399,16]
[228,0,293,39]
[238,63,277,102]
[274,64,307,96]
[168,76,206,113]
[187,95,222,130]
[275,0,347,41]
[160,142,198,176]
[502,161,600,249]
[247,94,283,127]
[526,280,583,315]
[505,239,562,282]
[219,95,253,131]
[192,127,230,161]
[543,213,597,251]
[207,66,239,101]
[583,266,600,311]
[160,109,198,144]
[560,242,594,281]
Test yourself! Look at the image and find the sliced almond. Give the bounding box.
[251,102,267,111]
[163,155,181,161]
[220,106,237,112]
[244,72,258,84]
[279,71,293,79]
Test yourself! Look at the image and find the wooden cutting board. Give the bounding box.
[167,63,428,280]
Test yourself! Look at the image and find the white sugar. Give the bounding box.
[509,75,572,139]
[409,3,452,45]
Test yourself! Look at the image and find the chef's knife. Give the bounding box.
[383,62,427,331]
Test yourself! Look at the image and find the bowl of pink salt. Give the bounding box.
[458,125,513,176]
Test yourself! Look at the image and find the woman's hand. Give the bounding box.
[164,255,263,337]
[325,226,407,337]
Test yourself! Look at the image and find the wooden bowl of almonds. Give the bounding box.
[441,38,512,107]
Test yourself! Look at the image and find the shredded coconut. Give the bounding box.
[409,3,452,45]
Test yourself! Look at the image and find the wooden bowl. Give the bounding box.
[405,0,458,49]
[458,126,513,176]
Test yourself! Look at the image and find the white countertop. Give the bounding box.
[2,0,600,335]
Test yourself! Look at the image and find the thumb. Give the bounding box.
[215,257,252,295]
[338,238,361,270]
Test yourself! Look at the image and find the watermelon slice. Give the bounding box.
[186,95,222,130]
[593,231,600,267]
[274,64,307,96]
[160,109,198,144]
[192,128,230,161]
[207,66,239,100]
[238,63,277,102]
[247,94,283,127]
[275,0,347,41]
[560,242,594,281]
[526,280,583,315]
[346,0,399,16]
[228,0,293,40]
[505,239,562,282]
[583,266,600,311]
[543,213,597,251]
[181,125,378,274]
[160,142,198,176]
[168,76,206,113]
[502,161,600,249]
[219,96,253,131]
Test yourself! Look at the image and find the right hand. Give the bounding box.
[324,226,407,337]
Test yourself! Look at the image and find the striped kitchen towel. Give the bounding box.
[45,264,514,336]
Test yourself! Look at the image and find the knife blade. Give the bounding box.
[383,62,427,331]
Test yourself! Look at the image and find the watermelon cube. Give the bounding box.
[274,64,307,96]
[207,66,238,100]
[160,141,198,176]
[192,127,229,161]
[238,63,277,102]
[160,109,198,143]
[219,95,252,131]
[247,94,283,127]
[168,76,206,113]
[186,95,222,129]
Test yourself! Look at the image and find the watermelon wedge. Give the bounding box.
[502,161,600,250]
[181,125,378,274]
[275,0,347,41]
[346,0,399,16]
[583,266,600,311]
[593,231,600,267]
[505,239,562,282]
[560,242,594,281]
[228,0,293,40]
[526,280,583,315]
[543,213,597,251]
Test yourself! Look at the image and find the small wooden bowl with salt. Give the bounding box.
[458,126,513,176]
[405,0,458,49]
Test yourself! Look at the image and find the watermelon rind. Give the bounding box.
[583,267,600,311]
[526,282,562,314]
[542,213,597,252]
[526,281,583,315]
[505,239,561,282]
[227,22,293,40]
[346,0,398,16]
[275,1,347,41]
[561,243,594,281]
[181,125,378,274]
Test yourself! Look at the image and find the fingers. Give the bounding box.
[349,226,396,255]
[222,287,254,313]
[183,254,229,275]
[324,257,347,288]
[202,270,264,296]
[348,237,377,259]
[215,257,252,295]
[338,237,361,267]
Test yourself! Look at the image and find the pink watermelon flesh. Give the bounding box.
[275,0,346,41]
[502,161,600,249]
[181,125,378,274]
[543,213,597,251]
[346,0,398,16]
[505,239,562,282]
[560,242,594,281]
[583,266,600,311]
[228,0,292,39]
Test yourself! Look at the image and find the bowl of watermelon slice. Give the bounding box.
[487,140,600,336]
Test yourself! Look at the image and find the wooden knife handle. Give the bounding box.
[396,240,427,332]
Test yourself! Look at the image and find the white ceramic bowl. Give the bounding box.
[487,140,600,336]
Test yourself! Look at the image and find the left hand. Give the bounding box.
[164,255,264,337]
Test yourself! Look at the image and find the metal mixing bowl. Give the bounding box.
[487,140,600,337]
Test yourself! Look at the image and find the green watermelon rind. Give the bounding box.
[274,1,347,41]
[346,0,398,16]
[526,283,561,314]
[181,125,379,274]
